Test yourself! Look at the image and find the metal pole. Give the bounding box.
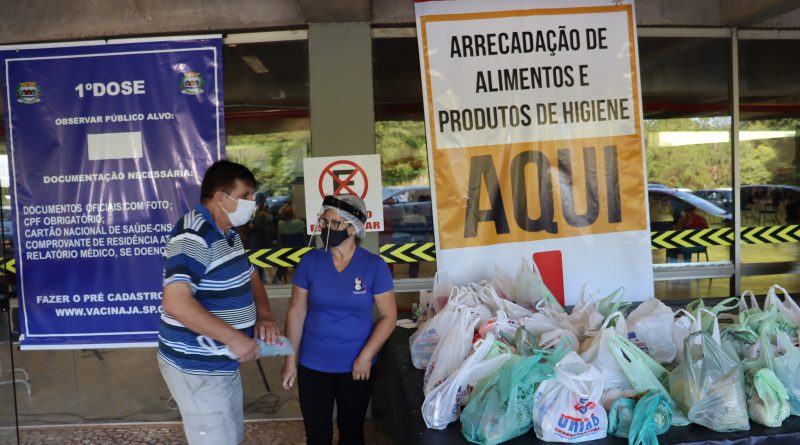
[731,28,742,297]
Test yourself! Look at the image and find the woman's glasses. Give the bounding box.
[317,217,349,231]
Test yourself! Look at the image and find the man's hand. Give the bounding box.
[255,315,280,344]
[352,353,372,381]
[228,333,260,363]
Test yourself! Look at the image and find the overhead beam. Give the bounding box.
[297,0,370,22]
[721,0,800,26]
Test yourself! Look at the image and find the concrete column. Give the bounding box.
[308,22,378,252]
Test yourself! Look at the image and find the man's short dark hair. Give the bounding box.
[200,160,257,201]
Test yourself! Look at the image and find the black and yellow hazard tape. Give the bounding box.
[379,242,436,264]
[245,242,436,267]
[0,258,14,274]
[651,225,800,249]
[1,226,799,278]
[247,247,313,268]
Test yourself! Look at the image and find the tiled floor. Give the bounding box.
[0,291,419,444]
[0,419,391,444]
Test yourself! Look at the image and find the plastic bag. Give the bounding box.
[773,331,800,416]
[580,312,632,394]
[606,334,688,426]
[417,290,433,321]
[432,271,453,313]
[607,397,635,438]
[477,310,519,341]
[673,308,721,365]
[424,306,481,395]
[672,309,695,365]
[597,288,630,318]
[669,332,750,432]
[532,351,607,443]
[422,333,514,430]
[482,286,533,321]
[567,285,603,342]
[489,265,515,301]
[629,390,672,445]
[410,290,464,369]
[743,324,790,427]
[461,341,569,445]
[764,284,800,326]
[196,335,293,359]
[626,298,677,364]
[511,258,541,310]
[522,312,580,353]
[746,367,790,427]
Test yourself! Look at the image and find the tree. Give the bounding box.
[376,121,430,185]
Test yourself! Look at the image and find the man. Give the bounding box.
[157,160,280,445]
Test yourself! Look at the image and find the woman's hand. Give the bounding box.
[352,353,372,381]
[282,356,297,390]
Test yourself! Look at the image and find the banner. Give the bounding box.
[303,154,384,234]
[0,36,224,349]
[414,0,653,303]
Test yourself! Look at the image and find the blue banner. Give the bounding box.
[0,36,224,349]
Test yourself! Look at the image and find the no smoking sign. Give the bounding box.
[304,154,384,235]
[318,160,369,199]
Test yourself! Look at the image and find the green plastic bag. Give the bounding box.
[743,323,791,427]
[460,341,568,445]
[746,368,790,427]
[597,287,631,318]
[607,397,636,438]
[629,390,672,445]
[669,332,750,432]
[607,334,689,426]
[773,331,800,416]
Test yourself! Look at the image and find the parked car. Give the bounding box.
[693,188,733,212]
[693,184,800,224]
[649,184,731,231]
[381,186,433,245]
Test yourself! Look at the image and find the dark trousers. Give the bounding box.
[297,364,373,445]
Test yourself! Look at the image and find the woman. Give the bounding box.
[274,203,307,284]
[282,194,396,445]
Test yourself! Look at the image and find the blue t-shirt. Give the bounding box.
[292,246,394,373]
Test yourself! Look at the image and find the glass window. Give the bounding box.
[738,39,800,293]
[374,37,434,280]
[223,40,311,286]
[639,36,733,298]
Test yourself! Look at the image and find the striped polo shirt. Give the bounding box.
[157,203,256,375]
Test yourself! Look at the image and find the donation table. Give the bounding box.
[372,326,800,445]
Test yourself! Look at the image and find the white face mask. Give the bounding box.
[221,193,256,227]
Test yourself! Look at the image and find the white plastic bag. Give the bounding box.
[580,312,632,394]
[626,298,677,364]
[512,258,540,310]
[764,284,800,326]
[482,286,533,321]
[773,331,800,416]
[409,289,466,369]
[532,351,608,443]
[476,310,519,341]
[432,271,453,313]
[522,312,580,353]
[422,333,514,429]
[673,308,721,365]
[567,284,603,342]
[424,306,481,395]
[489,265,515,300]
